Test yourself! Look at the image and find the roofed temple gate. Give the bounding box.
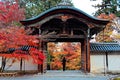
[20,0,109,73]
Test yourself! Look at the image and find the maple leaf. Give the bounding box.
[29,48,45,64]
[0,2,25,26]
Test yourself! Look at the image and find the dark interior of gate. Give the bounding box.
[40,16,87,41]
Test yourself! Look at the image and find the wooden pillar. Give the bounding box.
[38,41,47,73]
[38,28,44,73]
[38,41,44,73]
[38,64,43,73]
[86,28,90,72]
[81,40,86,71]
[86,40,90,72]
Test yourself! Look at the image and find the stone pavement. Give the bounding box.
[0,70,117,80]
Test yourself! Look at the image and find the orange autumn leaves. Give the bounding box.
[97,13,116,20]
[0,27,45,64]
[96,13,116,42]
[0,27,38,49]
[47,42,81,70]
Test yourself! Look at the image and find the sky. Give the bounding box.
[72,0,102,16]
[0,0,102,16]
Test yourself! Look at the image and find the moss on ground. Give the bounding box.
[113,78,120,80]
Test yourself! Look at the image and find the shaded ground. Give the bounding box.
[0,70,118,80]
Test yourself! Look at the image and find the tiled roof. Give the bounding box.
[20,6,109,26]
[90,43,120,52]
[0,46,37,54]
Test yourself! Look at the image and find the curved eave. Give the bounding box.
[20,6,109,26]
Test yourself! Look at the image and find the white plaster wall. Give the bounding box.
[5,58,20,70]
[108,55,120,72]
[90,55,106,73]
[91,54,120,73]
[4,57,37,71]
[24,58,38,70]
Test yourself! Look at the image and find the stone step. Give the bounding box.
[37,70,105,78]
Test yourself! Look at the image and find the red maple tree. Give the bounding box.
[0,1,45,65]
[0,1,25,26]
[0,26,45,64]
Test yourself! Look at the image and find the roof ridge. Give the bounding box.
[90,42,119,45]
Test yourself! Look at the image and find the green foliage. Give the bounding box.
[113,78,120,80]
[19,0,61,19]
[2,0,73,19]
[92,0,120,17]
[18,0,73,19]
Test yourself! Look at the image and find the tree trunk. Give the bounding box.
[0,57,6,72]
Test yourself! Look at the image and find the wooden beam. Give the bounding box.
[45,35,85,39]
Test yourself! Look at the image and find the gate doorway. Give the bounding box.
[20,1,109,72]
[47,42,81,70]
